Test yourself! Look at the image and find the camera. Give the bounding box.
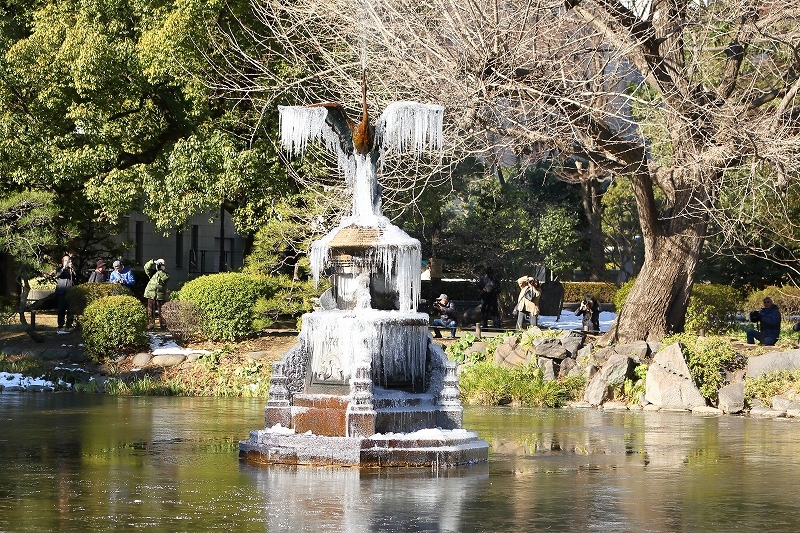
[749,310,761,322]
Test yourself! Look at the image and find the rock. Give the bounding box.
[749,407,786,418]
[27,385,54,393]
[652,343,692,378]
[568,401,592,409]
[718,383,745,414]
[558,357,576,379]
[560,336,583,358]
[576,344,593,361]
[465,342,488,357]
[41,348,69,360]
[643,403,661,411]
[692,406,722,415]
[131,352,153,367]
[536,343,569,360]
[614,341,651,362]
[602,401,628,410]
[725,368,746,384]
[245,351,268,360]
[644,351,706,410]
[97,364,112,376]
[110,353,126,364]
[647,341,661,356]
[68,350,87,364]
[3,385,24,392]
[746,350,800,378]
[503,336,519,347]
[150,354,187,367]
[787,408,800,418]
[537,357,556,382]
[185,353,202,363]
[0,347,22,356]
[771,396,800,412]
[592,347,615,366]
[583,353,633,406]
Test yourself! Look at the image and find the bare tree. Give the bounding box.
[227,0,800,341]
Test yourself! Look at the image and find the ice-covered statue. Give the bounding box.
[240,75,488,467]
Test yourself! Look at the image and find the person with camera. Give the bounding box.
[108,260,135,288]
[87,259,108,283]
[747,297,781,346]
[55,254,76,331]
[431,293,458,339]
[513,276,541,330]
[144,258,170,330]
[478,267,501,328]
[574,293,600,332]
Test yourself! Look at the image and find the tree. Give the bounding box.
[236,0,800,341]
[0,0,294,275]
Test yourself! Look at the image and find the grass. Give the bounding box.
[458,361,585,408]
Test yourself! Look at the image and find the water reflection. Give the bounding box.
[3,396,800,531]
[244,464,489,532]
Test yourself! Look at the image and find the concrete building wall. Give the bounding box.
[115,210,245,287]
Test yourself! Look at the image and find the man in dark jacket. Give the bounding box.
[431,294,458,338]
[55,255,76,330]
[747,297,781,346]
[574,294,601,332]
[478,267,501,328]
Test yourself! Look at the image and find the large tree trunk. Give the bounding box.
[604,168,711,343]
[580,174,605,281]
[609,226,704,342]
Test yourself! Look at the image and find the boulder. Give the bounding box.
[583,353,633,406]
[691,406,722,415]
[150,354,187,367]
[68,350,87,364]
[245,351,268,360]
[560,336,584,358]
[131,352,153,368]
[591,347,615,367]
[537,357,556,382]
[465,342,488,358]
[535,340,569,360]
[494,344,528,368]
[602,401,628,410]
[749,406,786,418]
[41,348,69,360]
[717,382,745,414]
[576,344,593,361]
[771,396,800,412]
[644,352,706,410]
[614,341,651,362]
[558,357,576,379]
[746,350,800,378]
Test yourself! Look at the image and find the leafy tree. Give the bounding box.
[0,0,295,282]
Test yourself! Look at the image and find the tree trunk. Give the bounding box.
[580,175,605,280]
[604,164,711,343]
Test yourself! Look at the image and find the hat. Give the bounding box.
[96,259,106,268]
[155,258,165,265]
[438,294,448,301]
[112,260,122,268]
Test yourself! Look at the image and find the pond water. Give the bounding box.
[2,394,800,532]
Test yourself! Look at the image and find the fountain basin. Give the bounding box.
[239,427,489,467]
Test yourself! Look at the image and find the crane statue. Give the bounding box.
[278,71,443,221]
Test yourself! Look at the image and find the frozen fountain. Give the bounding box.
[239,79,488,467]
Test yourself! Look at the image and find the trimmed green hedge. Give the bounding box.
[686,284,743,334]
[66,283,133,316]
[81,295,148,362]
[172,273,273,341]
[562,282,617,303]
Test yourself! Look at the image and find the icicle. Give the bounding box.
[376,102,444,156]
[278,106,329,157]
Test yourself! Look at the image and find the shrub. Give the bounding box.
[173,273,272,341]
[744,370,800,406]
[562,282,617,303]
[613,278,636,310]
[745,286,800,318]
[446,332,481,364]
[663,333,743,401]
[160,300,203,343]
[66,283,133,316]
[81,295,148,362]
[685,284,743,335]
[252,275,327,329]
[458,361,585,407]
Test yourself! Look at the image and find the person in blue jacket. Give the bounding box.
[108,260,135,288]
[747,297,781,346]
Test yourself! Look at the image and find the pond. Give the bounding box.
[1,394,799,532]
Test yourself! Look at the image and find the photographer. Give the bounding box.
[514,276,541,330]
[431,294,458,339]
[55,255,76,331]
[747,297,781,346]
[574,293,600,333]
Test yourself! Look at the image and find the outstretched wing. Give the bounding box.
[278,103,355,158]
[375,101,444,155]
